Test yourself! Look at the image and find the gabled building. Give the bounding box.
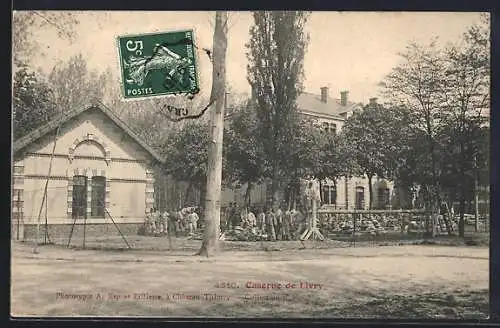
[12,100,164,240]
[224,87,395,210]
[298,87,395,210]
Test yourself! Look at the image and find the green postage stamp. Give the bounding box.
[117,30,200,99]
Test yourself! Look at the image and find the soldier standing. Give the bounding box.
[275,206,283,240]
[159,210,169,235]
[146,208,157,235]
[293,208,306,239]
[247,209,257,228]
[187,208,199,235]
[283,210,292,241]
[173,209,183,236]
[265,207,277,241]
[152,208,161,235]
[257,206,265,231]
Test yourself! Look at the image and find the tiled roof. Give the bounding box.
[297,92,361,119]
[13,99,165,164]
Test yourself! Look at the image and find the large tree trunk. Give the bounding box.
[344,176,349,210]
[458,184,466,238]
[196,11,227,257]
[270,178,280,210]
[244,181,252,209]
[368,175,373,210]
[184,180,193,205]
[474,158,480,232]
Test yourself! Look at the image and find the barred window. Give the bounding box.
[72,175,87,219]
[91,176,106,217]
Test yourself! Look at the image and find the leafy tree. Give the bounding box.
[246,11,310,208]
[223,100,267,207]
[12,11,80,68]
[440,17,490,236]
[118,93,209,154]
[162,120,211,196]
[13,66,57,139]
[48,54,110,113]
[342,102,408,209]
[281,118,341,208]
[380,41,448,212]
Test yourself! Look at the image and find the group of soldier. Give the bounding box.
[223,203,308,241]
[141,186,315,241]
[143,207,199,236]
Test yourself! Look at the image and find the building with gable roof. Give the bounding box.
[12,100,164,240]
[224,87,395,210]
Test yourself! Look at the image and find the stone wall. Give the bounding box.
[22,223,141,241]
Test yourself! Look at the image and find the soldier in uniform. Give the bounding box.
[167,209,178,236]
[256,206,266,231]
[152,208,162,235]
[172,209,183,237]
[282,210,293,241]
[275,206,283,240]
[158,210,169,235]
[265,207,277,241]
[247,209,257,228]
[146,208,156,235]
[293,208,306,239]
[187,208,199,235]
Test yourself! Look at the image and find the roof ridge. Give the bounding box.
[13,100,165,164]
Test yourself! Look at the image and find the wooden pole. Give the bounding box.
[196,11,228,257]
[83,208,87,249]
[33,127,59,254]
[44,189,48,244]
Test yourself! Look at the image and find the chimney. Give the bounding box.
[320,87,329,103]
[369,97,378,106]
[340,91,348,106]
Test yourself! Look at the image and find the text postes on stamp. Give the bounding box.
[117,30,200,99]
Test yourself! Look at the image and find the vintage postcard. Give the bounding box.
[11,11,490,319]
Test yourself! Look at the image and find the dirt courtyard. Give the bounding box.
[10,240,489,319]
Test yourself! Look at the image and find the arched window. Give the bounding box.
[72,175,87,219]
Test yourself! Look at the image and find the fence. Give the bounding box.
[12,185,489,247]
[315,209,489,240]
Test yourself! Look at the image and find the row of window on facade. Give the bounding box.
[72,175,106,219]
[320,184,391,209]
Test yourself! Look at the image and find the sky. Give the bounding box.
[23,11,485,104]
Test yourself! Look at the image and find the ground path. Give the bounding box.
[11,242,489,319]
